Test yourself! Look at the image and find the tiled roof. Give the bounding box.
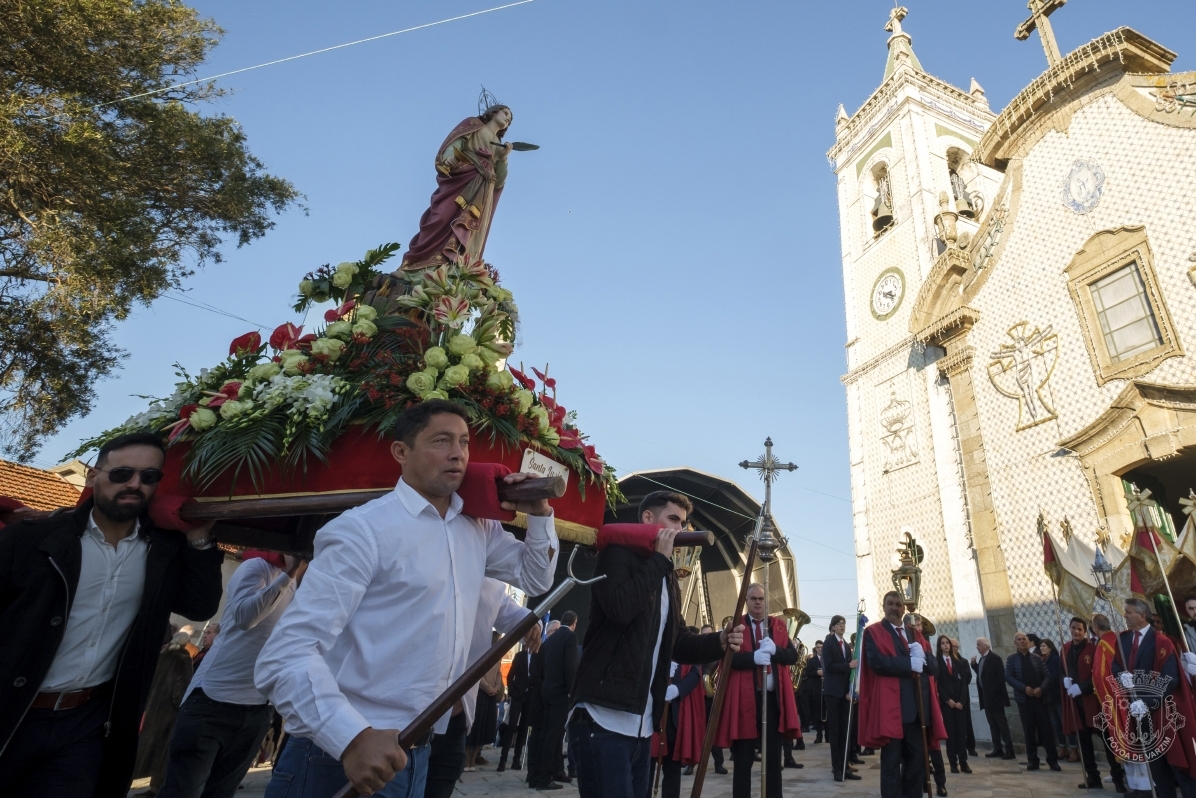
[0,460,83,511]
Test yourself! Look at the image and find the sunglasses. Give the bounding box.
[97,466,165,485]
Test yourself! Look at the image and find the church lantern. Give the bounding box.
[891,531,923,611]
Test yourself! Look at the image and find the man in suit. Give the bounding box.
[800,640,824,742]
[1005,632,1059,772]
[858,591,945,798]
[971,637,1014,759]
[529,611,579,790]
[1112,598,1196,798]
[823,616,859,781]
[524,621,557,787]
[498,644,531,772]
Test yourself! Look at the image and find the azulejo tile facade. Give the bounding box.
[833,9,1196,687]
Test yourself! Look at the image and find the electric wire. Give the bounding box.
[161,293,269,330]
[92,0,539,111]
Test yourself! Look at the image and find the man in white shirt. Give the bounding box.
[0,432,222,798]
[256,400,558,798]
[158,551,307,798]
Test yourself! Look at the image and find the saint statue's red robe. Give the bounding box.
[713,615,802,748]
[650,664,708,765]
[857,621,947,749]
[1061,639,1101,734]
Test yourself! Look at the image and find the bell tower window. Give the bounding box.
[871,164,894,236]
[947,148,977,219]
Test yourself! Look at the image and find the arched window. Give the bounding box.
[947,148,977,219]
[870,164,894,235]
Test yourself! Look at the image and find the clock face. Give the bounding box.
[871,268,905,321]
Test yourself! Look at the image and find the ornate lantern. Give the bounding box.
[891,531,923,611]
[672,545,700,579]
[1091,547,1115,599]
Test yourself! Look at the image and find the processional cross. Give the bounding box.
[1014,0,1067,66]
[738,438,796,798]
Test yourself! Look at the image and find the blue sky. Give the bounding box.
[37,0,1196,629]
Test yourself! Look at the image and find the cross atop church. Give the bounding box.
[885,6,909,37]
[1014,0,1067,67]
[739,437,797,517]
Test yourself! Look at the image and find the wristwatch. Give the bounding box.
[187,536,215,550]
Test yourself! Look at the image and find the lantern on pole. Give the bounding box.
[891,531,923,612]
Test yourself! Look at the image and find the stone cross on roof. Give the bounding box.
[1014,0,1067,67]
[885,5,908,36]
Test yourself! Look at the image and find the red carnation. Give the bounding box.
[228,331,262,357]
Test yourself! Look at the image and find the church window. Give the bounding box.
[870,164,894,235]
[1065,226,1183,385]
[1088,262,1163,363]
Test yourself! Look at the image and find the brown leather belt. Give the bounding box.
[31,687,96,711]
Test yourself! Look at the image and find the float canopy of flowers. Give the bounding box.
[73,244,618,503]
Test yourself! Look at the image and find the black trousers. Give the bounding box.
[964,703,976,752]
[825,694,851,777]
[499,698,528,766]
[940,705,968,767]
[647,712,683,798]
[929,746,946,789]
[880,721,927,798]
[703,697,724,767]
[158,690,273,798]
[0,685,111,798]
[1015,700,1057,766]
[984,703,1014,755]
[424,711,467,798]
[524,702,543,783]
[730,690,783,798]
[1152,756,1196,798]
[529,699,568,788]
[799,691,824,735]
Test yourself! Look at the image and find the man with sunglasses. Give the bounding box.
[0,432,224,798]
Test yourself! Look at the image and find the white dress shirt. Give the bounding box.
[254,477,558,758]
[579,578,669,738]
[40,514,147,692]
[459,578,532,730]
[186,557,295,705]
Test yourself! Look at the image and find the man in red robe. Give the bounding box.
[1063,616,1124,791]
[859,591,947,798]
[649,660,707,798]
[714,583,802,798]
[1111,598,1196,798]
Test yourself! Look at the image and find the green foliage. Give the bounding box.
[293,242,401,314]
[0,0,302,461]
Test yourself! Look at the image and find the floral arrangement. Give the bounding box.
[72,244,619,504]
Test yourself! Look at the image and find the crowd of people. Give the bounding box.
[3,397,1196,798]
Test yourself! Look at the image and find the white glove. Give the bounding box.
[1067,684,1082,698]
[1129,699,1148,719]
[1063,677,1074,690]
[1119,672,1135,690]
[670,662,678,677]
[665,685,680,702]
[909,644,925,662]
[754,648,773,667]
[757,637,777,656]
[1182,652,1196,676]
[910,656,924,674]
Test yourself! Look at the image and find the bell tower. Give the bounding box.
[831,7,1006,647]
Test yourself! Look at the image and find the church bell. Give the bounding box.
[872,200,894,232]
[956,196,976,219]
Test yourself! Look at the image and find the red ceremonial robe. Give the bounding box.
[1061,639,1101,734]
[1152,632,1196,778]
[858,621,947,749]
[1092,631,1125,736]
[650,664,708,765]
[714,615,802,747]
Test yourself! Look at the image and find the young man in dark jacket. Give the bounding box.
[0,433,224,798]
[1005,631,1060,772]
[568,491,744,798]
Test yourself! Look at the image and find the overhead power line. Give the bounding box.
[95,0,539,111]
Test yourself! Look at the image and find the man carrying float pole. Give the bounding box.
[254,400,558,798]
[567,491,744,798]
[858,591,946,798]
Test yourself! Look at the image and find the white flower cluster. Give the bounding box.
[252,373,343,422]
[121,385,194,432]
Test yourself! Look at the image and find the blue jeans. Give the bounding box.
[568,711,651,798]
[263,736,429,798]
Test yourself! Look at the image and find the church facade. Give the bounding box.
[832,7,1196,659]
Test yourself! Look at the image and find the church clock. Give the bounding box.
[870,267,905,321]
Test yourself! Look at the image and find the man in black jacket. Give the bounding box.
[1005,631,1060,772]
[799,640,824,741]
[823,615,860,781]
[498,644,531,772]
[529,611,579,790]
[0,433,223,798]
[568,491,743,798]
[971,637,1014,759]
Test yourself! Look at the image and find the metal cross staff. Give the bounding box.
[740,438,797,798]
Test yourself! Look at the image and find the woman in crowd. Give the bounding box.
[1039,638,1079,762]
[936,635,972,775]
